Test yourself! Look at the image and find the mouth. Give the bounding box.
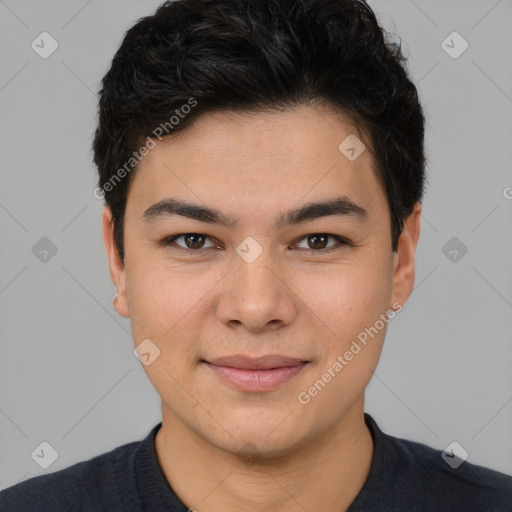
[201,355,310,392]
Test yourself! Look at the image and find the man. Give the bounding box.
[1,0,511,510]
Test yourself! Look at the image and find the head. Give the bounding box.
[94,0,425,456]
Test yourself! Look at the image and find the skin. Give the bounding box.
[102,104,421,512]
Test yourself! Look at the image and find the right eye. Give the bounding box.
[159,233,220,253]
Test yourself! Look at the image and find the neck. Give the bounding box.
[154,398,374,512]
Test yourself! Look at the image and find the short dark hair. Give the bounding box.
[93,0,426,262]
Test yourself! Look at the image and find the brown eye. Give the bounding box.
[295,233,349,251]
[182,234,206,249]
[162,233,217,251]
[306,234,329,250]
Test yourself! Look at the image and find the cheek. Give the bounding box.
[297,258,393,333]
[294,265,391,415]
[125,259,205,394]
[293,256,393,400]
[124,254,203,344]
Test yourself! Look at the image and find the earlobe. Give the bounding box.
[390,202,422,309]
[101,206,130,318]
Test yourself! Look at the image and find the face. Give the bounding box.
[103,105,420,456]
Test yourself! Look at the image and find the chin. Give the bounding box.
[209,413,312,457]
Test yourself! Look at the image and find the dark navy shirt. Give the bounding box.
[1,414,511,511]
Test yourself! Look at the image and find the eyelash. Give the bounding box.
[159,233,352,254]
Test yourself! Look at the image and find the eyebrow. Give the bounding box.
[142,196,368,230]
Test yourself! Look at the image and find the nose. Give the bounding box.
[216,247,297,334]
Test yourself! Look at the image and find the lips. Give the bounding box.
[205,354,308,370]
[202,354,309,392]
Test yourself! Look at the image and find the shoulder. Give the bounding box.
[391,434,512,510]
[359,414,512,511]
[0,440,141,512]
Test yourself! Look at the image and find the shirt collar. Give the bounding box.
[133,421,188,511]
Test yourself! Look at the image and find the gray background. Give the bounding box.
[1,0,511,490]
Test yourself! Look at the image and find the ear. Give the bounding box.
[102,206,130,318]
[390,202,422,310]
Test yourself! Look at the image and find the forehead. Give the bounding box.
[126,105,387,224]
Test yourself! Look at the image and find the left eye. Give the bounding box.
[161,233,349,252]
[294,233,348,251]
